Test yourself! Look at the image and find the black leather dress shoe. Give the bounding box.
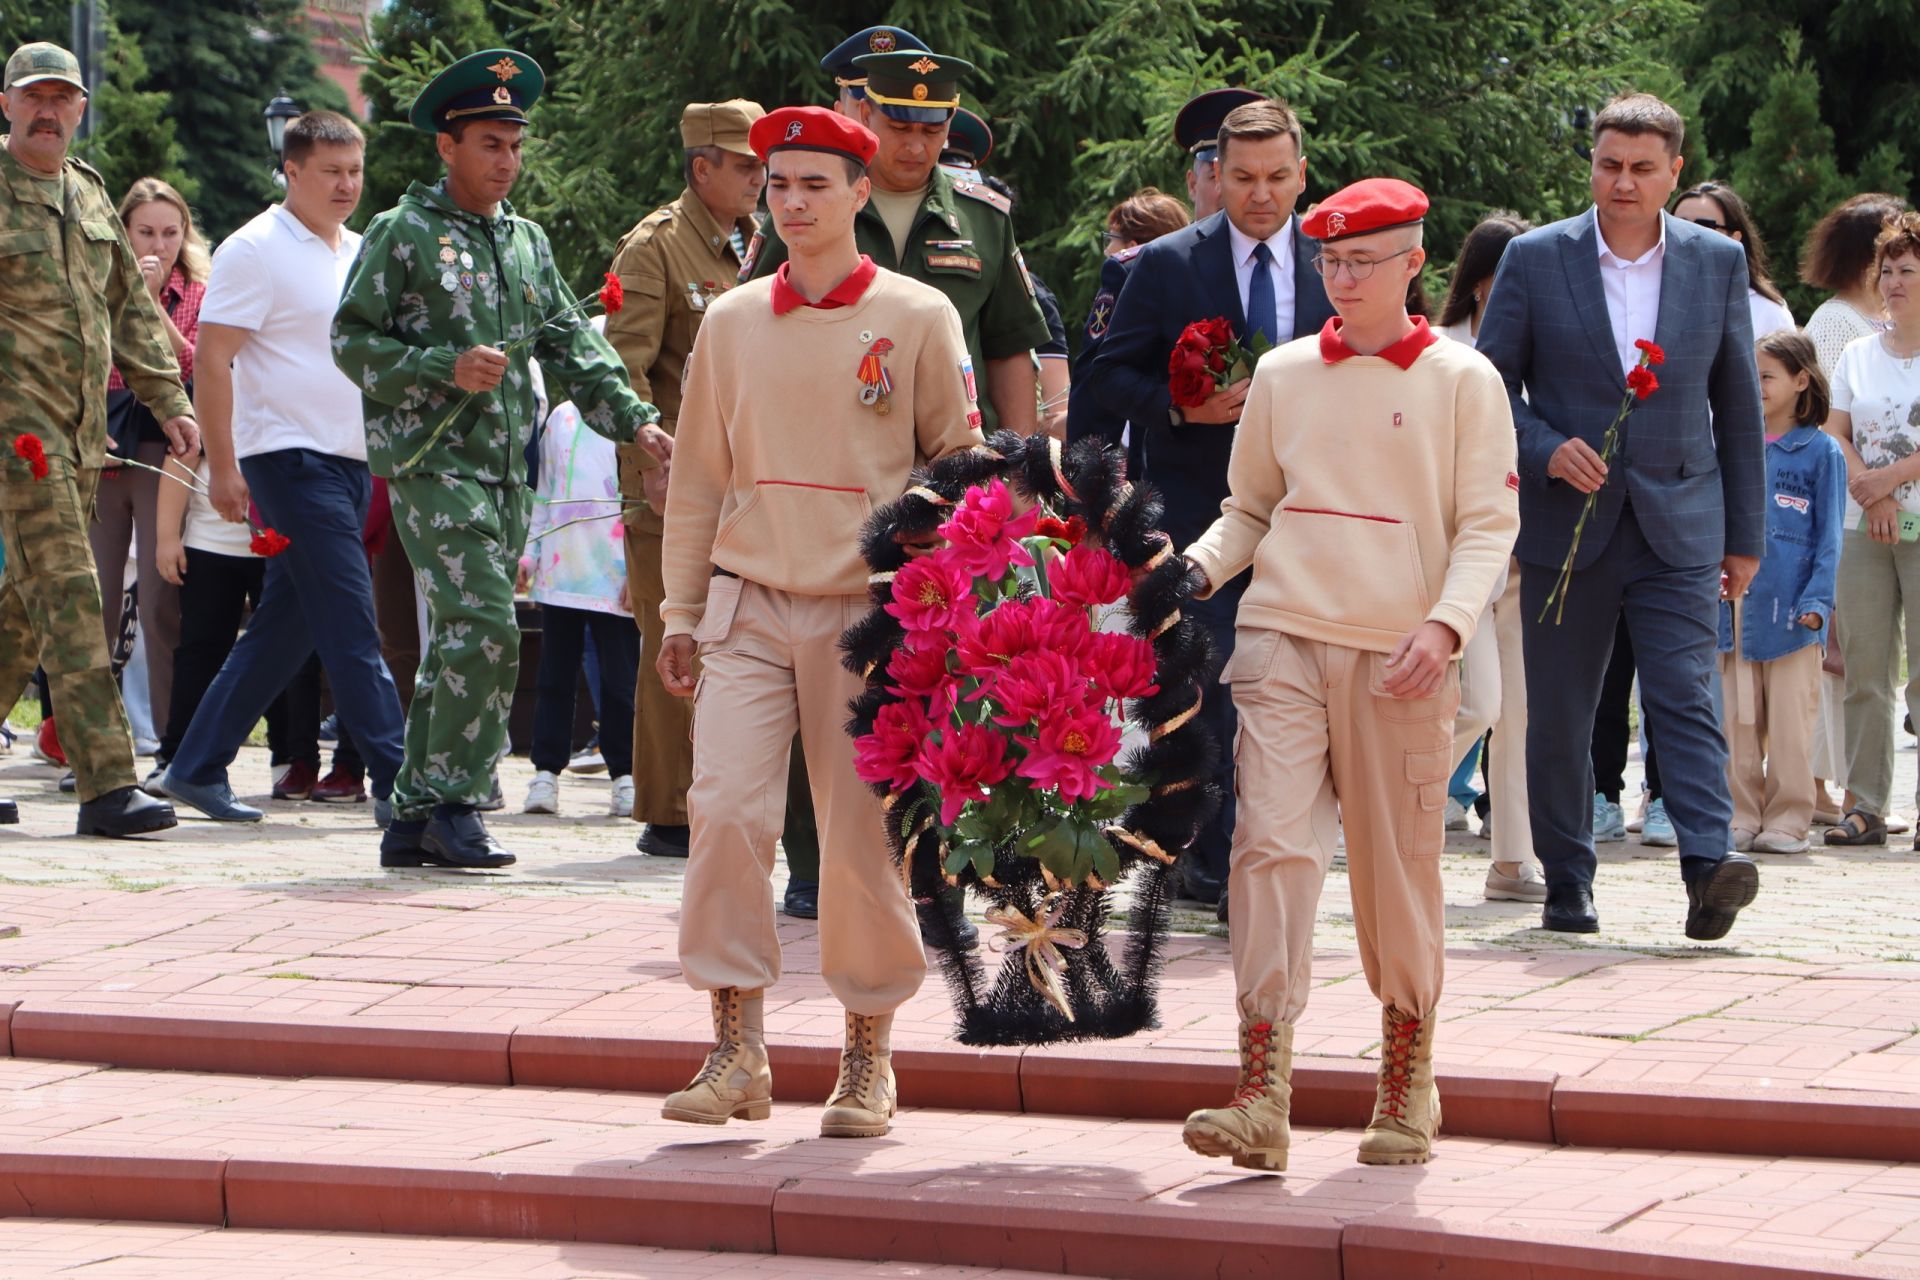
[418,805,516,869]
[782,877,819,919]
[379,818,432,867]
[1685,852,1759,941]
[1177,863,1225,907]
[0,797,17,825]
[636,823,690,857]
[1541,883,1599,933]
[75,785,177,837]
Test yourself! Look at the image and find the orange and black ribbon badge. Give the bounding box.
[858,337,896,415]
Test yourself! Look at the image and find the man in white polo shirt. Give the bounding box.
[157,110,407,827]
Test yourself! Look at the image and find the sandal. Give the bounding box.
[1823,808,1887,846]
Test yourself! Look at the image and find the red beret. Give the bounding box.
[749,105,878,166]
[1301,177,1429,243]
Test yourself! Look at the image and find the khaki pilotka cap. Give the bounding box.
[5,42,86,92]
[679,100,765,157]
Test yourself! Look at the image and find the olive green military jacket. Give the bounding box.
[605,188,752,529]
[332,180,658,485]
[744,165,1050,432]
[0,142,192,471]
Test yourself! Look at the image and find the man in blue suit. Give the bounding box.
[1068,88,1259,457]
[1081,97,1334,910]
[1476,93,1766,941]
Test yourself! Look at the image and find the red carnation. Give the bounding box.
[1633,338,1665,366]
[12,434,48,481]
[1033,514,1085,545]
[599,271,624,315]
[249,527,291,557]
[1626,365,1659,400]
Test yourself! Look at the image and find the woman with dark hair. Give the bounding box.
[1672,180,1794,337]
[1799,192,1908,825]
[1437,211,1530,338]
[1434,210,1543,905]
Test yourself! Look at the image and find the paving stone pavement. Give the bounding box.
[2,742,1919,1088]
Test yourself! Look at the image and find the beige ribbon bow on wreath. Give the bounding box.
[986,893,1090,1021]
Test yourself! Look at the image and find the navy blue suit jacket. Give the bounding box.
[1079,212,1333,559]
[1476,210,1765,571]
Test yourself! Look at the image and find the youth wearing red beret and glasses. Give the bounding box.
[1176,178,1520,1175]
[654,105,985,1140]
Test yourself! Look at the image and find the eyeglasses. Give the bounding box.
[1310,246,1415,281]
[1689,217,1730,232]
[1101,230,1124,245]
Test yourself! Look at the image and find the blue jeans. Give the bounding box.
[1448,739,1483,808]
[165,449,405,800]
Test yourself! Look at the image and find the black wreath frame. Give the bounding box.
[839,431,1221,1046]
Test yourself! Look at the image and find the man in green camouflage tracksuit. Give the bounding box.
[331,48,664,868]
[0,42,194,836]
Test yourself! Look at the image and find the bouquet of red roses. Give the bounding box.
[1168,315,1269,410]
[854,479,1158,890]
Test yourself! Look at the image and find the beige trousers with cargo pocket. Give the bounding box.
[1225,627,1456,1025]
[677,576,926,1015]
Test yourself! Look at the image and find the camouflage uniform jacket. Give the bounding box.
[331,180,658,485]
[0,141,192,470]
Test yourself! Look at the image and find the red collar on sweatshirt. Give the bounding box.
[770,254,878,315]
[1318,315,1437,370]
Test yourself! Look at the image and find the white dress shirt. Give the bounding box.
[1227,215,1296,344]
[1594,210,1666,377]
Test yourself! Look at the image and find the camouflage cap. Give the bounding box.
[5,42,86,92]
[680,100,765,158]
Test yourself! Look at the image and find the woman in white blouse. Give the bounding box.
[1672,181,1796,337]
[1800,193,1907,826]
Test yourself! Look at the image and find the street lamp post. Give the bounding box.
[264,93,300,185]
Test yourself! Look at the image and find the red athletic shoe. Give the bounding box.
[310,766,367,803]
[272,759,318,801]
[33,717,66,768]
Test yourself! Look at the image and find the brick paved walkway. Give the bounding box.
[3,742,1919,1276]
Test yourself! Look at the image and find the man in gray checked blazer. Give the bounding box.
[1477,93,1765,942]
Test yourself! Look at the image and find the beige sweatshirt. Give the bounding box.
[661,267,985,638]
[1185,330,1520,655]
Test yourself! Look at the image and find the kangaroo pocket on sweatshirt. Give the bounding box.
[712,479,875,594]
[1254,507,1431,638]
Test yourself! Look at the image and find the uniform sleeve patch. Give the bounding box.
[960,357,978,404]
[738,227,765,283]
[1506,471,1520,491]
[1085,291,1115,341]
[1012,246,1035,298]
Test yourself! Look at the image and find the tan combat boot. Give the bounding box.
[1356,1005,1440,1165]
[661,987,772,1125]
[820,1009,896,1138]
[1180,1018,1293,1172]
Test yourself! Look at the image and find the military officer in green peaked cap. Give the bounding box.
[334,46,666,872]
[407,48,545,133]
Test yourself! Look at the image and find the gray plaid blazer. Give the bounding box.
[1477,209,1765,571]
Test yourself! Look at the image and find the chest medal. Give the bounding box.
[857,337,896,415]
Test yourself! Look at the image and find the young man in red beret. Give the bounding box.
[654,105,985,1138]
[1177,178,1520,1172]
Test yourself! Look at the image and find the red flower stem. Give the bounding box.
[1537,367,1645,624]
[106,452,275,542]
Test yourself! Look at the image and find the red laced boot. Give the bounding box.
[1181,1018,1292,1171]
[1357,1006,1440,1165]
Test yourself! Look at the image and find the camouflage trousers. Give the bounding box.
[0,461,136,801]
[387,474,530,822]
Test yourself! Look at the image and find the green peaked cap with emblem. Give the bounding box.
[851,49,974,124]
[408,48,544,135]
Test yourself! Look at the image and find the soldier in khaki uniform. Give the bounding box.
[0,43,196,837]
[605,99,765,859]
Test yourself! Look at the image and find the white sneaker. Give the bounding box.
[1444,797,1470,832]
[1477,810,1493,841]
[271,761,292,789]
[524,770,560,814]
[609,775,634,817]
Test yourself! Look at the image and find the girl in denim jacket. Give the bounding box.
[1719,331,1845,853]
